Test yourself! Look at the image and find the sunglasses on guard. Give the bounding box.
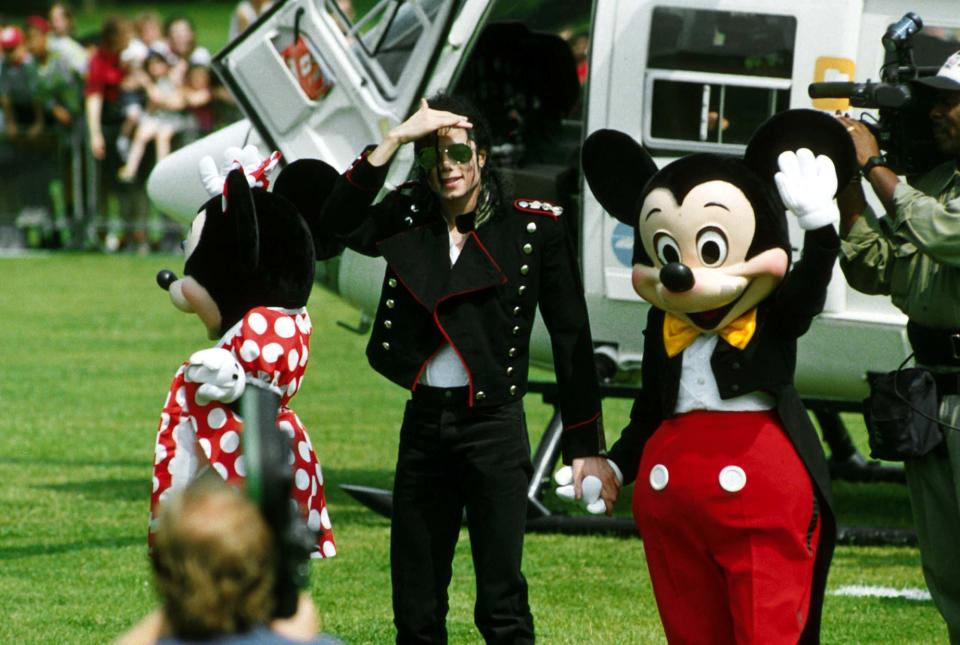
[416,143,474,170]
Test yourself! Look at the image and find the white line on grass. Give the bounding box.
[830,585,932,601]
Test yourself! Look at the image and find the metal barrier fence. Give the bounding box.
[0,123,186,253]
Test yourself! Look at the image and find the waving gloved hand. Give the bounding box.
[184,348,246,405]
[554,459,623,515]
[774,148,840,231]
[199,145,282,197]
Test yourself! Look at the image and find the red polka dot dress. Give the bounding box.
[150,306,335,558]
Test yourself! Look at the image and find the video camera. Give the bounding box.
[240,381,316,618]
[808,12,951,175]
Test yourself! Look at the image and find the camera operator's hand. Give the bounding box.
[836,116,881,167]
[774,148,840,230]
[836,115,900,216]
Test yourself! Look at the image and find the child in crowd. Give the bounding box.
[117,52,187,182]
[116,11,168,159]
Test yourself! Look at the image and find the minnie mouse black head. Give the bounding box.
[582,109,854,332]
[158,157,341,339]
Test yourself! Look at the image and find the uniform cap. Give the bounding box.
[25,16,51,34]
[0,26,23,50]
[918,50,960,92]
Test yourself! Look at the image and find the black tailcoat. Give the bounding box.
[607,227,839,643]
[317,150,605,461]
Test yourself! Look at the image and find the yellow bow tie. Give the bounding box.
[663,308,757,358]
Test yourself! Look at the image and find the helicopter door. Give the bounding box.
[213,0,493,173]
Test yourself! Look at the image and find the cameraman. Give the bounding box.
[117,478,340,644]
[837,50,960,641]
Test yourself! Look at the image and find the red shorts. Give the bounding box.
[633,410,820,644]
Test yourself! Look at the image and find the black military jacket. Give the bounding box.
[316,150,605,462]
[607,226,839,643]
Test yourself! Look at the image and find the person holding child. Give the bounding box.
[117,52,191,183]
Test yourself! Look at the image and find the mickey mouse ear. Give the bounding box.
[744,109,858,194]
[582,129,659,226]
[273,158,344,261]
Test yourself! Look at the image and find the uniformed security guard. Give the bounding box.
[316,94,619,645]
[838,51,960,641]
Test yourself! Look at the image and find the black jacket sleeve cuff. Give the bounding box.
[560,414,606,464]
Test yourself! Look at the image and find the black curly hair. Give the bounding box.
[410,93,509,226]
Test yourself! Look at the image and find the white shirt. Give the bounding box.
[673,334,775,414]
[421,229,469,387]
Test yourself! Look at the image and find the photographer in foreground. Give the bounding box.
[117,478,339,645]
[837,50,960,641]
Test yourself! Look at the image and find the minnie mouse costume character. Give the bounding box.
[581,110,857,644]
[150,146,342,558]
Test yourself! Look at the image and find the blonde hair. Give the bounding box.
[151,481,276,639]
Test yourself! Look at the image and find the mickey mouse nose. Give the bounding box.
[660,262,695,293]
[156,269,178,291]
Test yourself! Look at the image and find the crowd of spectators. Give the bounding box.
[0,3,240,253]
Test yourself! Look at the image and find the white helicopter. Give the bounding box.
[148,0,960,539]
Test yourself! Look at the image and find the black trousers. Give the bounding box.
[391,387,535,645]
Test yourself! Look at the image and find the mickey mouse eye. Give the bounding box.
[653,232,682,265]
[696,227,728,267]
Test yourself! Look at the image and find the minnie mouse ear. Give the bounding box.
[744,109,858,194]
[273,158,344,261]
[582,129,659,226]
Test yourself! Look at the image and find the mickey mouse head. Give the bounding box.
[582,109,856,332]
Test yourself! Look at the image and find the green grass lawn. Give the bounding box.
[0,253,948,643]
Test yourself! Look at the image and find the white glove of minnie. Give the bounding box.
[554,460,623,515]
[184,348,246,405]
[198,145,282,197]
[774,148,840,231]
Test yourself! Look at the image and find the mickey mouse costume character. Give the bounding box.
[150,146,342,558]
[581,110,857,644]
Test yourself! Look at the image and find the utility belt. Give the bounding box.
[907,320,960,370]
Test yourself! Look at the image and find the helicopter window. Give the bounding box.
[268,0,447,102]
[648,7,796,77]
[454,1,592,163]
[644,7,796,154]
[337,0,446,93]
[451,1,593,253]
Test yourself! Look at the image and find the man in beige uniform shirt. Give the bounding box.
[838,51,960,642]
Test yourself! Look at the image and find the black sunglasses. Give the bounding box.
[416,143,473,170]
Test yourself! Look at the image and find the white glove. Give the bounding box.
[198,145,282,197]
[774,148,840,231]
[554,460,623,515]
[184,348,246,405]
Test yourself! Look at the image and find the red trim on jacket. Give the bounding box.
[410,342,447,391]
[513,198,560,220]
[469,231,508,279]
[564,410,602,433]
[431,303,475,405]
